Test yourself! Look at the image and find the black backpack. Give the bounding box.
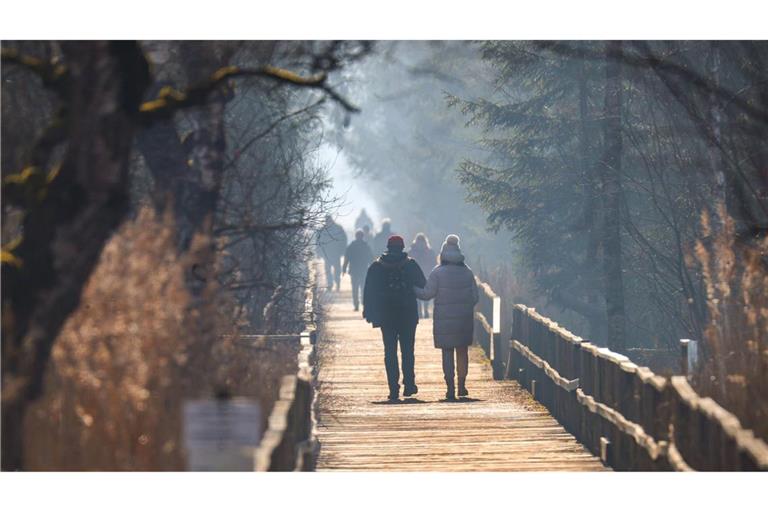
[379,258,409,301]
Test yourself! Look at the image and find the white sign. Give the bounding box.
[183,398,262,471]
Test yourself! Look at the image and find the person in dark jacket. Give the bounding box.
[408,233,437,319]
[342,229,374,311]
[363,235,427,401]
[372,218,394,255]
[316,215,347,291]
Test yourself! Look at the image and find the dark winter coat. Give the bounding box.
[316,221,347,261]
[363,251,427,328]
[343,239,374,277]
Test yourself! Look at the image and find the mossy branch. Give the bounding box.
[1,237,24,268]
[139,64,358,123]
[1,48,68,90]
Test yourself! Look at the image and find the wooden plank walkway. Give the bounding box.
[315,275,607,471]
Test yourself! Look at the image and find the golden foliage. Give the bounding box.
[690,204,768,441]
[24,208,196,469]
[22,207,301,470]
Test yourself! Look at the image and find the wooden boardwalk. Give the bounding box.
[315,275,607,471]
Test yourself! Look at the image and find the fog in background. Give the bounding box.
[323,41,513,263]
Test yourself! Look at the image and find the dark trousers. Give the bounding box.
[441,346,469,386]
[381,322,417,393]
[350,273,364,309]
[324,256,341,290]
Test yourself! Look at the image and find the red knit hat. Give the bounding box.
[386,235,405,249]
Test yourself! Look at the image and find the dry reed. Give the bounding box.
[23,207,299,470]
[688,205,768,441]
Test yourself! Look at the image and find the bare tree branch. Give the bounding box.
[214,221,306,237]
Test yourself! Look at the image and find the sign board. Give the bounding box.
[183,398,262,471]
[680,338,700,376]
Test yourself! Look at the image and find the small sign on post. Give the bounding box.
[183,397,262,471]
[680,339,699,378]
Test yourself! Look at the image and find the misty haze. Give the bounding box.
[2,40,767,475]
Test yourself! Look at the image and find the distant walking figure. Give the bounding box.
[363,235,427,401]
[409,233,437,319]
[316,214,348,291]
[415,235,478,400]
[343,229,374,311]
[355,208,374,232]
[362,224,372,242]
[372,218,394,255]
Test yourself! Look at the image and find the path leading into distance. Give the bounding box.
[315,275,606,471]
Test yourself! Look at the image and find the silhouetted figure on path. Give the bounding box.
[355,208,374,232]
[361,224,372,242]
[316,214,347,291]
[363,235,426,401]
[409,233,437,319]
[343,229,374,311]
[372,218,394,255]
[415,235,478,400]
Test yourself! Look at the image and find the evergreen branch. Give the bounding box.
[534,41,768,126]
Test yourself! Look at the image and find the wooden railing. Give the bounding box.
[476,279,768,471]
[473,278,503,378]
[253,262,320,471]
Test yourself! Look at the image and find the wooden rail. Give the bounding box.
[474,277,503,378]
[253,262,320,471]
[476,279,768,471]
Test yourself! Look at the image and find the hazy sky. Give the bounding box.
[319,143,383,234]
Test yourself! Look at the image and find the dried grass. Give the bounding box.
[22,207,298,470]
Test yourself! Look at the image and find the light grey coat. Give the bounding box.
[415,247,479,349]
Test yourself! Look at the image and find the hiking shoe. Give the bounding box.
[403,384,418,397]
[458,385,469,397]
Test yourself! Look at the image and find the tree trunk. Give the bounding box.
[135,81,202,251]
[706,42,729,228]
[138,43,232,248]
[577,53,607,343]
[598,41,627,353]
[1,41,149,470]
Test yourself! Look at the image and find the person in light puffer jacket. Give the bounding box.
[414,234,478,400]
